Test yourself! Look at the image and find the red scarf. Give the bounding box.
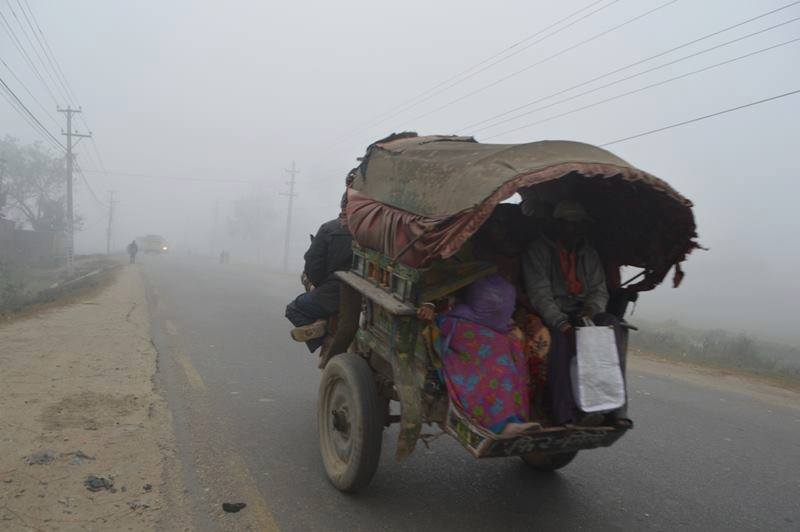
[557,241,583,295]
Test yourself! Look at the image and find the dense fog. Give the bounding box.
[2,0,799,344]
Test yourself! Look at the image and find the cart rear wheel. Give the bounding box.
[521,451,578,472]
[318,353,383,492]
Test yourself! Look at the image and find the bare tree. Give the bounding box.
[0,136,82,232]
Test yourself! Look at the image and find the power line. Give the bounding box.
[600,88,800,146]
[12,0,110,186]
[2,0,68,105]
[20,0,79,105]
[0,74,65,150]
[468,15,800,135]
[336,0,620,140]
[0,7,59,106]
[0,54,60,129]
[395,0,680,131]
[458,0,800,133]
[483,36,800,140]
[20,0,103,172]
[13,0,73,106]
[81,168,261,184]
[75,161,108,209]
[0,82,52,147]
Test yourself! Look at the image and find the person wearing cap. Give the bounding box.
[522,199,628,426]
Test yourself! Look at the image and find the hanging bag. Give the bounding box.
[570,318,626,412]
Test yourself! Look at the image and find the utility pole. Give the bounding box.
[0,157,7,217]
[106,190,117,254]
[211,198,219,256]
[58,107,90,275]
[279,161,299,272]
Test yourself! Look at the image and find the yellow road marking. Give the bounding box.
[175,352,207,391]
[163,319,207,391]
[225,453,281,531]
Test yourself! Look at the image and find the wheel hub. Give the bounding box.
[331,408,350,434]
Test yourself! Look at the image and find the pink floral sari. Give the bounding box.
[438,318,530,433]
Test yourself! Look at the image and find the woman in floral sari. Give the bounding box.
[436,274,536,435]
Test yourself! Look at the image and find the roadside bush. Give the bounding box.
[631,319,799,378]
[0,261,26,311]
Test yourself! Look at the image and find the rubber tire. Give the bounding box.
[318,353,383,493]
[521,451,578,472]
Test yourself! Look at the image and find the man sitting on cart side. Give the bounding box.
[522,199,630,428]
[285,196,353,353]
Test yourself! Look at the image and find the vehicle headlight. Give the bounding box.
[162,246,168,251]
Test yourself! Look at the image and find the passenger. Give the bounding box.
[285,196,353,353]
[522,200,627,426]
[126,240,138,264]
[472,204,529,286]
[436,274,539,436]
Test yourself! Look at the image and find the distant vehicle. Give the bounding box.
[137,234,169,254]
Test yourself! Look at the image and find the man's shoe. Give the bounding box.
[291,320,327,342]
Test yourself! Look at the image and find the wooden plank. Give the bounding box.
[335,271,417,316]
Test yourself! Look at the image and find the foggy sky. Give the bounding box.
[2,0,799,344]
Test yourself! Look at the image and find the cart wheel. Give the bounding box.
[521,451,578,472]
[318,353,383,492]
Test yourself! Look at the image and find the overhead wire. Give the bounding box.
[21,0,79,105]
[13,0,74,106]
[466,15,800,135]
[0,7,59,106]
[3,0,68,105]
[336,0,621,140]
[394,0,680,131]
[458,0,800,133]
[81,168,260,184]
[0,82,50,145]
[0,74,65,150]
[0,54,61,129]
[12,0,112,209]
[24,0,78,103]
[482,36,800,140]
[600,88,800,146]
[74,161,108,209]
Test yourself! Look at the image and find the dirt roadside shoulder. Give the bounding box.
[0,265,186,531]
[630,352,800,411]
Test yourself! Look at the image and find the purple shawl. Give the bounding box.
[446,274,516,333]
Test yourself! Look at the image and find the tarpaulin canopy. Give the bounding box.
[346,133,698,289]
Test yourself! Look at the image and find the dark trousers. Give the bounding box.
[285,292,332,353]
[129,254,136,264]
[548,312,627,425]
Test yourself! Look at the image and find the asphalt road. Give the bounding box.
[140,255,800,531]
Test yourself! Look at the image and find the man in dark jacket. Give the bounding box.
[126,240,138,264]
[285,216,353,352]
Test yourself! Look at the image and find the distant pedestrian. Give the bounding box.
[127,240,138,264]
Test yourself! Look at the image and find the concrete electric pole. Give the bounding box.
[280,161,299,272]
[58,107,90,275]
[0,157,6,216]
[106,190,117,254]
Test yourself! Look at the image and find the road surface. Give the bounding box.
[140,256,800,531]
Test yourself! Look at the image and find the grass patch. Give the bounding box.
[630,318,800,384]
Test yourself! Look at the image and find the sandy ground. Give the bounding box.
[0,266,182,531]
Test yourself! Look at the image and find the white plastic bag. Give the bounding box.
[571,322,626,412]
